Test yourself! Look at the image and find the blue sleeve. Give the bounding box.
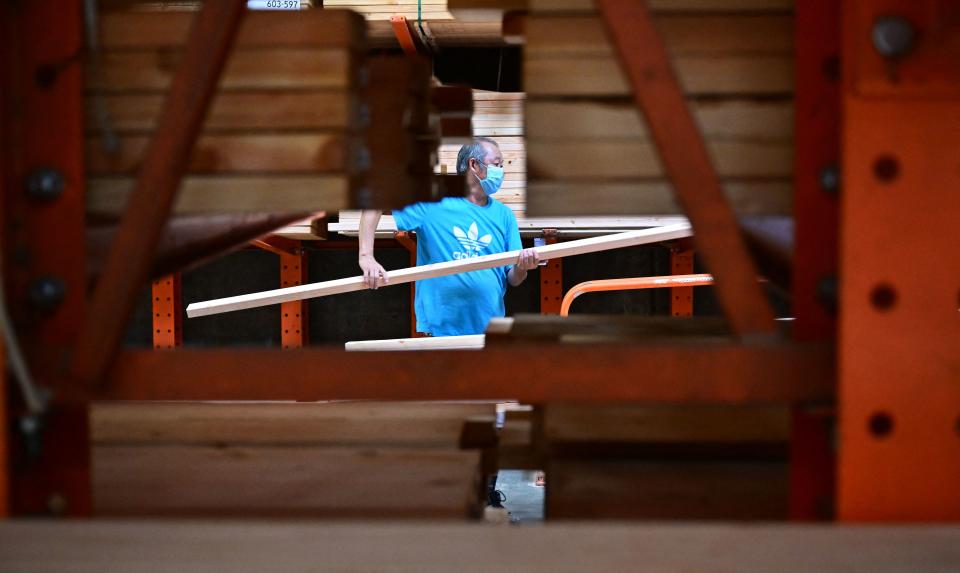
[392,202,431,232]
[504,207,522,252]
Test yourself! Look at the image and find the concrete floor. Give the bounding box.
[494,470,545,523]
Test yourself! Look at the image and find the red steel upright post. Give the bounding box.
[280,243,308,349]
[539,230,562,314]
[669,247,694,317]
[788,0,841,521]
[838,0,960,521]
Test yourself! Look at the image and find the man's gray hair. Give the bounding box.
[456,137,499,175]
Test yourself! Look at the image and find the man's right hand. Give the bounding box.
[359,255,389,289]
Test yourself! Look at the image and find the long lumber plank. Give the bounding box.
[86,133,348,174]
[526,15,792,57]
[88,49,354,92]
[345,334,486,351]
[99,9,365,49]
[525,56,793,97]
[88,176,348,216]
[86,91,355,133]
[186,224,692,317]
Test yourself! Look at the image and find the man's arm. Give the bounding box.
[359,210,388,289]
[507,249,539,286]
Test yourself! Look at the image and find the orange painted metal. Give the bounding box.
[103,343,834,404]
[540,230,563,315]
[597,0,776,337]
[152,274,183,350]
[560,275,714,317]
[280,243,308,349]
[670,248,695,317]
[390,16,420,56]
[394,231,422,337]
[71,0,247,390]
[838,0,960,521]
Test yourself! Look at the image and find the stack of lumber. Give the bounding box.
[90,401,498,518]
[85,10,369,217]
[540,403,791,520]
[524,0,795,216]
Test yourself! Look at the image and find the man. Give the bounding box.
[358,137,539,336]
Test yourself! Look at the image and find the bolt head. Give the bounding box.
[27,276,66,311]
[816,274,839,315]
[819,164,840,194]
[872,16,916,59]
[25,168,65,201]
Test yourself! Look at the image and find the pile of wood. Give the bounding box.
[539,403,791,519]
[524,0,795,215]
[91,401,498,518]
[86,9,370,217]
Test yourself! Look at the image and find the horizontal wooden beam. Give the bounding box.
[99,342,833,403]
[345,334,485,351]
[186,224,692,317]
[3,520,957,571]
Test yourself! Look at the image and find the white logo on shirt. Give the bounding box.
[452,222,492,259]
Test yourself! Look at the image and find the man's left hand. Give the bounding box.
[515,248,540,271]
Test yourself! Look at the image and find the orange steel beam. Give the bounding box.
[102,343,834,404]
[539,230,563,314]
[71,0,247,391]
[670,247,695,317]
[151,274,182,350]
[838,0,960,521]
[391,16,420,56]
[560,275,714,317]
[597,0,776,337]
[280,243,308,349]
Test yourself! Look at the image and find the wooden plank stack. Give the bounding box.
[86,9,369,217]
[540,403,791,520]
[524,0,795,215]
[91,401,498,518]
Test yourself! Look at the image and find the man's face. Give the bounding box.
[471,142,503,179]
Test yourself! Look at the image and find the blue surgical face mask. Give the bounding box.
[475,164,504,195]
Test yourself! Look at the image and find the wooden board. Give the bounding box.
[4,521,959,572]
[525,56,794,96]
[94,444,482,518]
[547,459,788,520]
[88,176,349,216]
[526,100,792,141]
[525,180,792,216]
[86,133,349,174]
[185,224,692,317]
[526,15,792,57]
[91,401,495,447]
[86,91,356,133]
[98,9,366,49]
[346,334,486,351]
[88,49,354,92]
[543,405,790,444]
[531,0,794,12]
[527,140,792,179]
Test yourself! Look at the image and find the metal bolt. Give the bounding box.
[18,415,44,460]
[25,168,65,201]
[816,274,838,315]
[872,16,916,59]
[353,145,371,172]
[27,276,66,311]
[357,103,371,129]
[355,187,373,208]
[819,163,840,195]
[47,493,67,516]
[356,67,369,89]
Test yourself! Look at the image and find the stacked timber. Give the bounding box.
[86,9,370,217]
[88,11,450,217]
[540,404,791,520]
[91,401,498,518]
[524,0,795,215]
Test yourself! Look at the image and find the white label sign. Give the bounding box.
[247,0,301,10]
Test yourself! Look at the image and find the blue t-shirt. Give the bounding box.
[393,197,522,336]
